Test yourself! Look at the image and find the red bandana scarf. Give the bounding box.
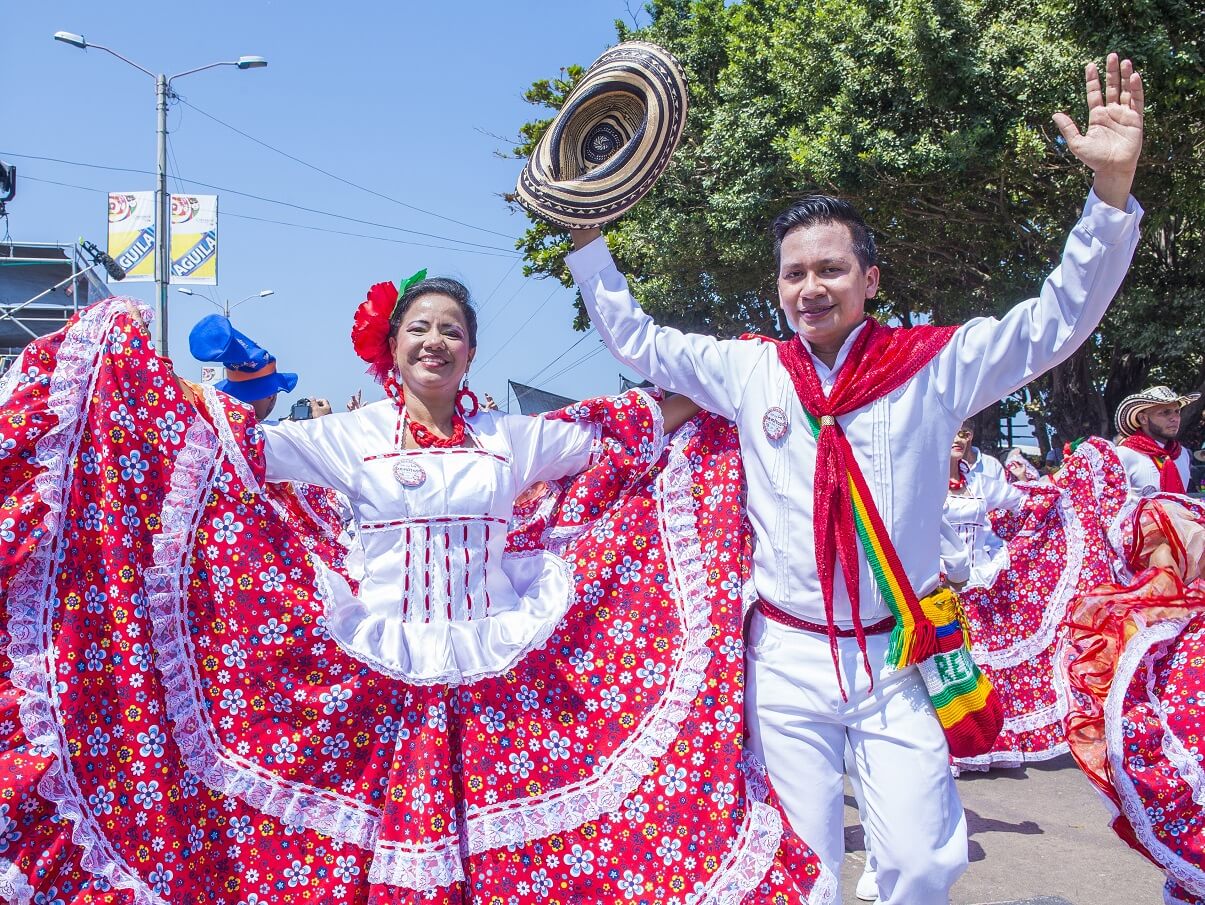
[1120,433,1186,493]
[776,318,958,695]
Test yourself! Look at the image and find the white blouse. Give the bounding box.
[262,400,598,685]
[939,517,971,585]
[944,473,1024,588]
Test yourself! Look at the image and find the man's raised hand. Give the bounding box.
[1052,52,1144,210]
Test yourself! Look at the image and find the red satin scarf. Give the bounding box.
[776,318,958,690]
[1120,433,1186,493]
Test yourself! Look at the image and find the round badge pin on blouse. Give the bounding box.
[762,407,789,441]
[393,458,427,488]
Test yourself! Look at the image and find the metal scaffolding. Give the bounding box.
[0,241,113,371]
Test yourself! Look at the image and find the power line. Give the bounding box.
[0,151,516,254]
[0,153,144,177]
[166,140,184,192]
[20,175,518,258]
[474,284,562,372]
[167,103,189,192]
[478,277,536,335]
[222,212,519,258]
[541,344,607,386]
[525,328,596,384]
[475,258,521,312]
[177,97,519,242]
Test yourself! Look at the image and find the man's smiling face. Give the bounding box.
[776,221,880,361]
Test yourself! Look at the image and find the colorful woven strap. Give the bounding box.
[799,408,937,669]
[914,587,1003,757]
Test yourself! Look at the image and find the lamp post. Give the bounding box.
[178,287,274,319]
[53,32,267,357]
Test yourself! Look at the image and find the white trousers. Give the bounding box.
[746,611,968,904]
[845,744,878,874]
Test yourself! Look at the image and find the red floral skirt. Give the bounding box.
[956,439,1130,771]
[1061,495,1205,904]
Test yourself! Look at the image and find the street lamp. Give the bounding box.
[178,286,274,319]
[53,31,267,357]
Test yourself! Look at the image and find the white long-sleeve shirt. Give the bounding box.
[966,447,1006,487]
[1115,443,1191,497]
[568,191,1142,627]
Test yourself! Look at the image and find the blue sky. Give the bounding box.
[3,1,646,412]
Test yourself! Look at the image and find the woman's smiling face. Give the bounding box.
[389,293,475,397]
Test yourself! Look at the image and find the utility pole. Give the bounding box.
[156,73,170,355]
[53,31,267,357]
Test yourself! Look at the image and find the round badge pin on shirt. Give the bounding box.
[762,407,789,441]
[393,458,427,487]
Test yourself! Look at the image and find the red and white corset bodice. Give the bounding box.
[354,446,517,623]
[263,400,597,684]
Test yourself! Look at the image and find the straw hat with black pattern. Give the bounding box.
[515,41,689,230]
[1115,385,1201,437]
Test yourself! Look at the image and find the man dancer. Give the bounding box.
[1114,385,1198,496]
[564,55,1144,903]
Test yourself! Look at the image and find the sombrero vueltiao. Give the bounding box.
[1115,385,1201,437]
[515,41,688,229]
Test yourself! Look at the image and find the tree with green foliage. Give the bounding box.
[510,0,1205,452]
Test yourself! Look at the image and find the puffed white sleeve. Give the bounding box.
[929,190,1143,420]
[505,414,599,490]
[567,237,766,420]
[979,470,1025,514]
[262,415,359,497]
[939,518,971,585]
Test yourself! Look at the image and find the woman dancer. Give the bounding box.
[955,437,1130,771]
[1061,462,1205,905]
[945,425,1024,589]
[0,275,833,903]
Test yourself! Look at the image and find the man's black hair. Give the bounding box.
[770,195,877,272]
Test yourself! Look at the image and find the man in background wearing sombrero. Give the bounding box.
[189,313,302,421]
[540,48,1146,904]
[1115,385,1199,496]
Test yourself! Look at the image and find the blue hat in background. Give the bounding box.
[188,314,298,404]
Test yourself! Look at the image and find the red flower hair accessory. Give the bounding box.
[351,269,427,384]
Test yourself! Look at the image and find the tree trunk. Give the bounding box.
[1048,346,1109,442]
[1026,383,1051,460]
[971,402,1004,456]
[1101,344,1151,430]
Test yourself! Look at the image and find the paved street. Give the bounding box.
[838,754,1167,905]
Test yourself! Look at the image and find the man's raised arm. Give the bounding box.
[565,230,760,421]
[932,53,1146,419]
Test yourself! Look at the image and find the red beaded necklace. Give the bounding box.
[949,460,969,493]
[407,416,466,448]
[384,376,467,449]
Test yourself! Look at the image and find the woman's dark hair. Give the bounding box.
[388,277,478,348]
[770,195,877,272]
